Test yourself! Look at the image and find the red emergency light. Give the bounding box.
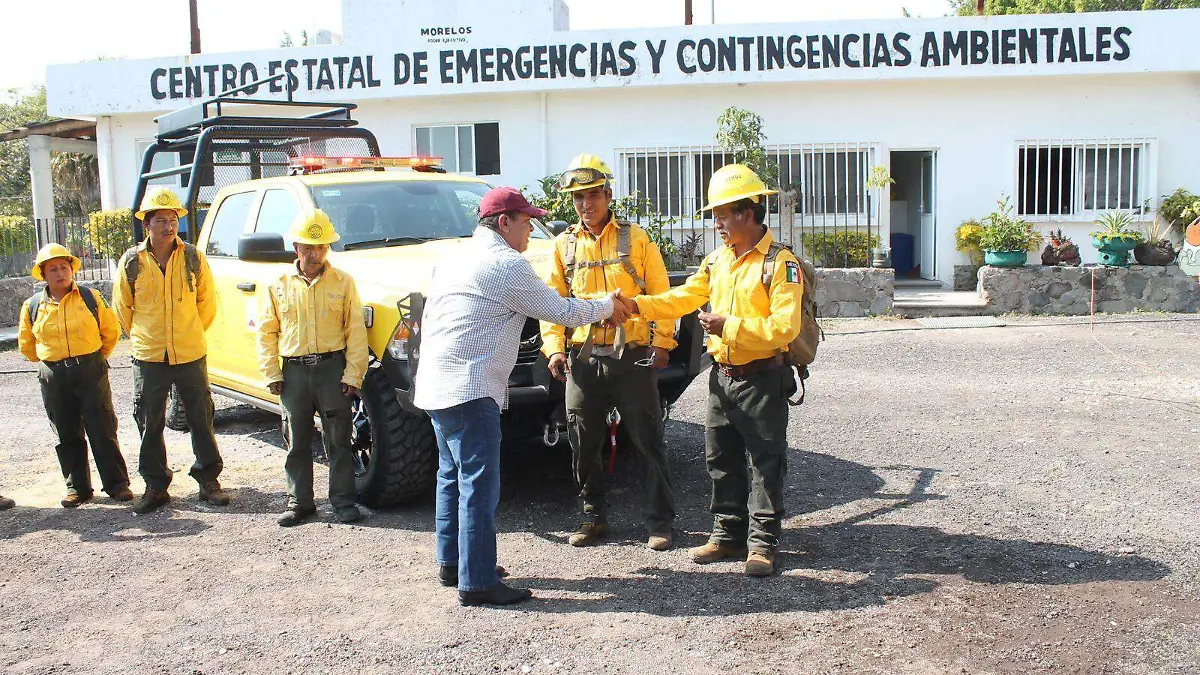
[288,155,444,174]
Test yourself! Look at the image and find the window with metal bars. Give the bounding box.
[1016,140,1151,218]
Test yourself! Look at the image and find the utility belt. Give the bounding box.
[43,350,101,369]
[717,354,784,380]
[569,343,646,361]
[283,350,343,366]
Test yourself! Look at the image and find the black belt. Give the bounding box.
[283,350,342,366]
[717,354,784,379]
[44,351,100,368]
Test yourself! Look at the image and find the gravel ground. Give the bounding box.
[0,314,1198,674]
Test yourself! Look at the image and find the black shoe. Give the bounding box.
[336,505,362,523]
[458,582,533,607]
[60,492,93,508]
[277,507,317,527]
[0,495,16,510]
[132,489,170,515]
[438,564,509,587]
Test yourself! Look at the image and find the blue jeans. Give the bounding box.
[428,397,502,592]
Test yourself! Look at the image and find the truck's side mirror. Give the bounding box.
[547,220,569,235]
[238,233,296,263]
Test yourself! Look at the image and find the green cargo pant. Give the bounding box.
[566,346,675,533]
[37,351,129,496]
[280,352,357,510]
[132,356,223,491]
[706,364,794,555]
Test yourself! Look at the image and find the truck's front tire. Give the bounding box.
[352,368,437,507]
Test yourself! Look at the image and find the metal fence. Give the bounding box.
[0,216,130,281]
[614,142,882,268]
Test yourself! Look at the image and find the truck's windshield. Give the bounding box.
[310,180,550,251]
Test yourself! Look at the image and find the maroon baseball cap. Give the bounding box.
[478,187,548,219]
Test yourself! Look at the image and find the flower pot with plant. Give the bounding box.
[1040,228,1081,266]
[978,197,1043,268]
[1132,214,1177,266]
[1090,211,1145,267]
[955,219,984,266]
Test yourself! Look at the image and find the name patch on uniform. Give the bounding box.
[785,261,801,284]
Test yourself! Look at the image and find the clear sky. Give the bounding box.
[0,0,957,94]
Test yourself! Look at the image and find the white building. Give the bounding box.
[44,0,1200,283]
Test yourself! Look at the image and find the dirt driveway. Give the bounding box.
[1,315,1198,674]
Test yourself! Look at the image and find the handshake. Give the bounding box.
[606,291,639,326]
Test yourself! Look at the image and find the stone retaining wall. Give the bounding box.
[815,268,895,317]
[979,265,1200,315]
[0,277,114,326]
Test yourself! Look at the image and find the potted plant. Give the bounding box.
[978,197,1043,267]
[1090,211,1145,267]
[1158,188,1200,243]
[1041,228,1081,266]
[1133,215,1178,266]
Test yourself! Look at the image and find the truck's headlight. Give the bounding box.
[388,321,410,360]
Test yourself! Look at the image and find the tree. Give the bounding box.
[715,106,779,190]
[0,87,50,218]
[951,0,1200,14]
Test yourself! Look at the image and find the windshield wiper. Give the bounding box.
[340,237,431,251]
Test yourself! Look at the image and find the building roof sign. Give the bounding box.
[45,8,1200,118]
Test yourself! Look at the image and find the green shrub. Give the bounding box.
[1158,188,1200,232]
[801,231,880,267]
[86,208,134,259]
[0,215,34,257]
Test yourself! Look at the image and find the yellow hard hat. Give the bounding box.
[558,153,616,193]
[702,164,777,211]
[289,209,340,245]
[135,187,188,221]
[31,243,81,281]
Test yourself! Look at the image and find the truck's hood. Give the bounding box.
[326,237,554,304]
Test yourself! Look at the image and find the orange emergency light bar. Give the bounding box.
[288,155,443,173]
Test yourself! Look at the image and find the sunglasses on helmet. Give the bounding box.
[557,167,612,190]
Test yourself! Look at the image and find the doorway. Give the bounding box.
[888,150,938,281]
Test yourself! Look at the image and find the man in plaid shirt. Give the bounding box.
[415,187,629,606]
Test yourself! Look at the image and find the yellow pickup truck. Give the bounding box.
[133,91,704,507]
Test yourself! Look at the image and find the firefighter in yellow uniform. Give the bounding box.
[618,164,804,576]
[541,153,677,551]
[18,244,130,507]
[113,187,227,514]
[257,210,369,527]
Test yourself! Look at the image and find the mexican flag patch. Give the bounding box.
[785,260,800,284]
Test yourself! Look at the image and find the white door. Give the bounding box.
[918,152,937,280]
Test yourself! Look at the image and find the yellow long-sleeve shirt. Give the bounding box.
[634,231,804,366]
[112,237,216,364]
[18,285,121,362]
[540,215,677,356]
[256,263,369,388]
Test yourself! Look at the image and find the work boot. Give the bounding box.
[0,495,14,511]
[198,481,231,506]
[439,564,509,588]
[745,551,775,577]
[277,506,317,527]
[689,540,747,564]
[60,491,93,508]
[132,488,170,515]
[336,505,362,523]
[458,582,533,607]
[647,531,673,551]
[568,520,610,547]
[107,486,134,502]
